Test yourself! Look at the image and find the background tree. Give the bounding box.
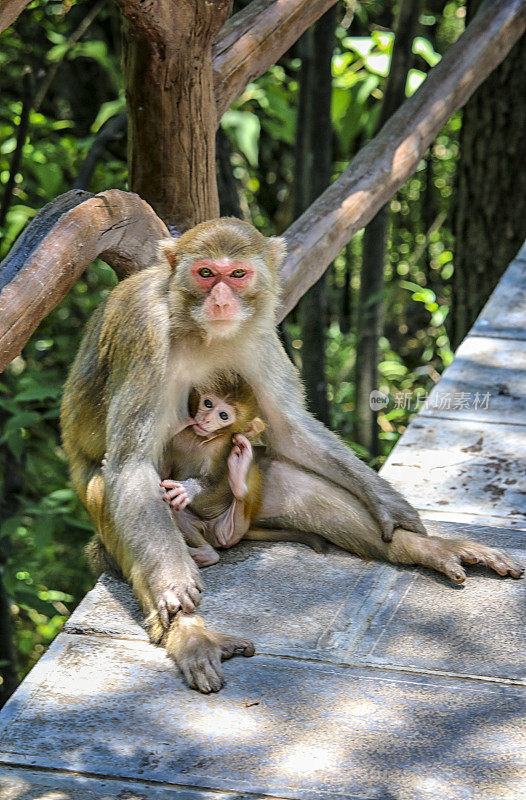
[354,0,423,457]
[295,8,338,425]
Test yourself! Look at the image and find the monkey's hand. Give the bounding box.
[227,434,252,500]
[160,478,201,511]
[153,558,205,626]
[372,483,428,543]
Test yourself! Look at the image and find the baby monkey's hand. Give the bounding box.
[160,479,199,511]
[227,434,252,500]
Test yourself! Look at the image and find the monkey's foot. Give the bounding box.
[167,614,254,693]
[404,534,524,583]
[188,544,220,567]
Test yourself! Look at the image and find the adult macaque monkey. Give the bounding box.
[61,218,523,693]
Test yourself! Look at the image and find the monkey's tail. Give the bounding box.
[244,528,329,554]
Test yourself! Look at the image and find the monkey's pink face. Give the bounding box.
[193,393,236,437]
[191,259,255,324]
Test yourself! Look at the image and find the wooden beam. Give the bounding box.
[0,0,30,34]
[212,0,338,120]
[278,0,526,320]
[0,190,168,372]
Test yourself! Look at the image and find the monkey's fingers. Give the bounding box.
[160,479,181,489]
[171,495,190,510]
[164,486,186,501]
[158,598,176,628]
[399,516,428,537]
[180,585,203,612]
[378,511,395,543]
[379,507,427,543]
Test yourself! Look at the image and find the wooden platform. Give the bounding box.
[1,245,525,800]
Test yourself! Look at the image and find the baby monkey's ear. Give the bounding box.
[244,417,266,440]
[159,237,179,269]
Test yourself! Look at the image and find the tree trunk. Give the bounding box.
[119,0,232,230]
[296,7,336,425]
[354,0,423,457]
[451,0,526,348]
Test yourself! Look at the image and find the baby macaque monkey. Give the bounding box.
[160,377,327,566]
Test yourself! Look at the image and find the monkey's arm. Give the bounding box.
[212,436,261,548]
[104,384,203,623]
[241,333,426,543]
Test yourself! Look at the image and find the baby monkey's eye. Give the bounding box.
[204,398,213,408]
[230,269,246,279]
[219,411,229,421]
[198,267,214,278]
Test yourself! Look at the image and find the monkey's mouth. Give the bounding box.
[193,422,209,436]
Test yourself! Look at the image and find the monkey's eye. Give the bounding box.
[204,398,213,408]
[198,267,214,278]
[219,411,229,421]
[230,269,246,279]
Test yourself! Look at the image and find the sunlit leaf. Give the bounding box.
[413,37,441,67]
[221,110,261,166]
[406,69,426,96]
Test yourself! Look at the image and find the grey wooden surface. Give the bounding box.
[1,244,525,800]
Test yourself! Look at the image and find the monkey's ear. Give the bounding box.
[266,237,287,269]
[159,238,179,269]
[244,417,266,440]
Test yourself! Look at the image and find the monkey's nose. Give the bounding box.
[214,299,233,313]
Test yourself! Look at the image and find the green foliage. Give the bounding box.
[0,259,116,677]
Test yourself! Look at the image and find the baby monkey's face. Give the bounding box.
[193,393,236,437]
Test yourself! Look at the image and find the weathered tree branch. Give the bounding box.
[212,0,338,119]
[0,0,30,34]
[278,0,526,320]
[0,189,168,372]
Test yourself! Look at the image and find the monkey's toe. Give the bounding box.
[444,541,524,580]
[183,657,224,693]
[217,634,255,660]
